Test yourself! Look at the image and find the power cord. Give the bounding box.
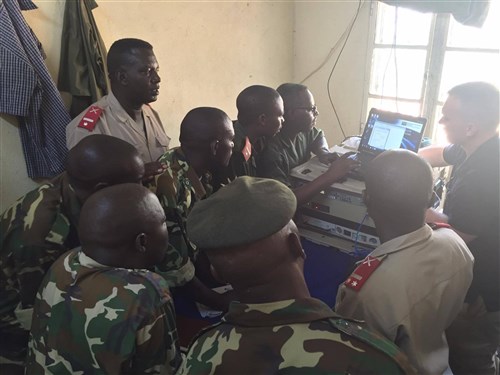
[352,211,372,259]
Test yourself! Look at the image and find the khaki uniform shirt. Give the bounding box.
[335,225,474,374]
[66,91,170,162]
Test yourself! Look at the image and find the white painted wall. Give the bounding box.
[1,0,380,211]
[293,1,373,145]
[0,0,294,211]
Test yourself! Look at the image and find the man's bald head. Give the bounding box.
[365,150,433,225]
[66,135,144,201]
[79,183,167,269]
[179,107,234,169]
[277,83,308,107]
[448,82,499,130]
[236,85,282,125]
[179,107,232,144]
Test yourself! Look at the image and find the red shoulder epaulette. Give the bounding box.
[428,222,452,230]
[77,106,103,131]
[344,255,385,292]
[242,136,252,162]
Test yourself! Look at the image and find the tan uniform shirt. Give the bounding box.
[66,91,170,162]
[335,225,474,374]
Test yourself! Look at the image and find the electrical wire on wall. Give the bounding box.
[299,5,362,85]
[326,0,363,139]
[300,0,364,140]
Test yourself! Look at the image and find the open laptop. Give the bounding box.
[349,108,427,180]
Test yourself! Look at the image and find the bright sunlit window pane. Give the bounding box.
[367,98,422,117]
[369,48,427,99]
[447,1,500,49]
[375,2,432,45]
[438,51,500,101]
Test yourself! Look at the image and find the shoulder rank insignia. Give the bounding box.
[77,105,103,131]
[428,222,451,230]
[242,137,252,162]
[344,255,385,292]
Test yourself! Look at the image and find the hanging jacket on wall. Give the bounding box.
[58,0,110,119]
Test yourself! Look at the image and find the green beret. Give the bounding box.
[187,176,297,249]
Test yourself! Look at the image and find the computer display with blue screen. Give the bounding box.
[358,108,427,158]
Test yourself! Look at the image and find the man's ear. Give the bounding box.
[258,113,266,126]
[465,123,479,137]
[288,232,306,260]
[92,182,110,193]
[210,140,219,156]
[116,69,128,85]
[135,233,147,253]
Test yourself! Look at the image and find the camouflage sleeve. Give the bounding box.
[132,297,183,374]
[0,187,71,309]
[149,167,195,287]
[155,242,195,287]
[330,318,416,374]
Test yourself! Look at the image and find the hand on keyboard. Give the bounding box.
[325,152,360,182]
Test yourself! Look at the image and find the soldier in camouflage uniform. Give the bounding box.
[183,176,416,374]
[27,184,182,374]
[0,135,144,373]
[148,107,235,311]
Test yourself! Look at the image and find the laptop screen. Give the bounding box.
[358,108,427,157]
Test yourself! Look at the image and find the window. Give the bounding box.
[365,1,499,144]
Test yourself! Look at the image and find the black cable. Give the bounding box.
[326,0,363,139]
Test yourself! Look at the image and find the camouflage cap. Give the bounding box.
[187,176,297,249]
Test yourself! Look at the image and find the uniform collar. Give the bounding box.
[371,225,432,257]
[108,90,150,123]
[233,121,247,144]
[77,250,108,269]
[222,297,337,327]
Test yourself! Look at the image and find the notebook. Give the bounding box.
[349,108,427,180]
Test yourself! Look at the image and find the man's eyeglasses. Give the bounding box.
[295,105,318,114]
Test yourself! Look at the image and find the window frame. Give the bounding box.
[363,1,499,142]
